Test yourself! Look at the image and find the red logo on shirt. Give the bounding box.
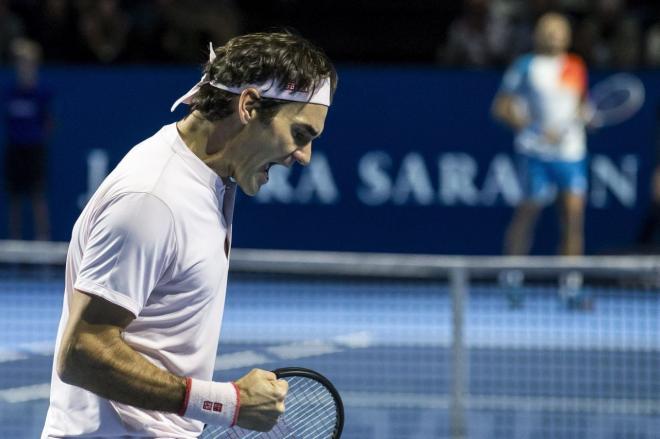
[202,401,224,412]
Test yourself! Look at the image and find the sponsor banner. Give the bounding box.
[0,67,656,254]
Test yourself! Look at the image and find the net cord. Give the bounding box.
[2,239,660,278]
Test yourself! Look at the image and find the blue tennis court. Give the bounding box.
[1,268,658,438]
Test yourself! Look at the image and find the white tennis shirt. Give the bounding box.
[42,123,236,438]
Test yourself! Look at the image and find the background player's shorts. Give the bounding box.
[517,153,587,203]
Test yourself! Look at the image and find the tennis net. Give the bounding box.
[0,240,658,439]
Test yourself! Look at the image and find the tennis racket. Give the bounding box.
[584,73,645,128]
[516,73,645,150]
[200,367,344,439]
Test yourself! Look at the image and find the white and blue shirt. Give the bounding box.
[499,53,588,161]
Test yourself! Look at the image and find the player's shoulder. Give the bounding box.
[563,53,587,69]
[509,53,534,73]
[102,125,179,196]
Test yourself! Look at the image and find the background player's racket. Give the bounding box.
[584,72,645,128]
[517,73,645,150]
[200,367,344,439]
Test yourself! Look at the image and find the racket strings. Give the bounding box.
[588,73,645,126]
[201,376,338,439]
[278,381,336,438]
[270,377,336,438]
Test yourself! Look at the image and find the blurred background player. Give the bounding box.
[3,38,52,240]
[492,12,591,309]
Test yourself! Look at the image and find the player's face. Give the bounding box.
[535,15,571,54]
[234,102,328,196]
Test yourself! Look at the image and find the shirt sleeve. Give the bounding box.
[499,55,530,95]
[74,192,177,317]
[566,54,588,99]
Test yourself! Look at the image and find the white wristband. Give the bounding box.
[179,377,240,427]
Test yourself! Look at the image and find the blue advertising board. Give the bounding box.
[0,66,657,254]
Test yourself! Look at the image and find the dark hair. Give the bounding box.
[191,31,337,122]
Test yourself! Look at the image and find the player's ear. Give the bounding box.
[238,88,260,125]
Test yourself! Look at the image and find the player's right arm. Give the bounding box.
[57,289,287,431]
[491,55,531,132]
[57,192,285,431]
[57,289,187,412]
[491,93,529,132]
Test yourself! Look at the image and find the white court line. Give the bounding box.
[1,327,657,368]
[266,339,343,360]
[0,351,28,364]
[18,341,56,356]
[0,383,50,403]
[0,340,56,363]
[214,350,271,371]
[215,331,373,371]
[343,392,660,416]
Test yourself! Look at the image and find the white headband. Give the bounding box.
[170,43,331,112]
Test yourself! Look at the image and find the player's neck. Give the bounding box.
[176,111,238,178]
[536,48,566,57]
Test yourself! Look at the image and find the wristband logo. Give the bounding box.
[202,401,224,413]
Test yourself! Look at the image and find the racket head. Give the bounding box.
[273,367,344,439]
[200,367,344,439]
[587,73,645,128]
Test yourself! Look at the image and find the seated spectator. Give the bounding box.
[36,0,81,62]
[574,0,642,68]
[78,0,131,63]
[440,0,511,67]
[156,0,242,63]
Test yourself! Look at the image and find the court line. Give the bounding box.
[0,351,28,364]
[214,331,373,371]
[343,392,660,416]
[1,330,657,368]
[0,383,50,403]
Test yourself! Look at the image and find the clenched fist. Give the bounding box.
[234,369,289,432]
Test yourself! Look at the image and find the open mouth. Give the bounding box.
[260,162,278,182]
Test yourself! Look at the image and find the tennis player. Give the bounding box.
[42,32,337,438]
[492,12,588,257]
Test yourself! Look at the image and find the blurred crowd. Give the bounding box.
[0,0,242,64]
[0,0,659,67]
[441,0,660,68]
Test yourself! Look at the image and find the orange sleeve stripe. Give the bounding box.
[560,54,587,96]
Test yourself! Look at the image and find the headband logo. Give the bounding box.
[284,82,311,94]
